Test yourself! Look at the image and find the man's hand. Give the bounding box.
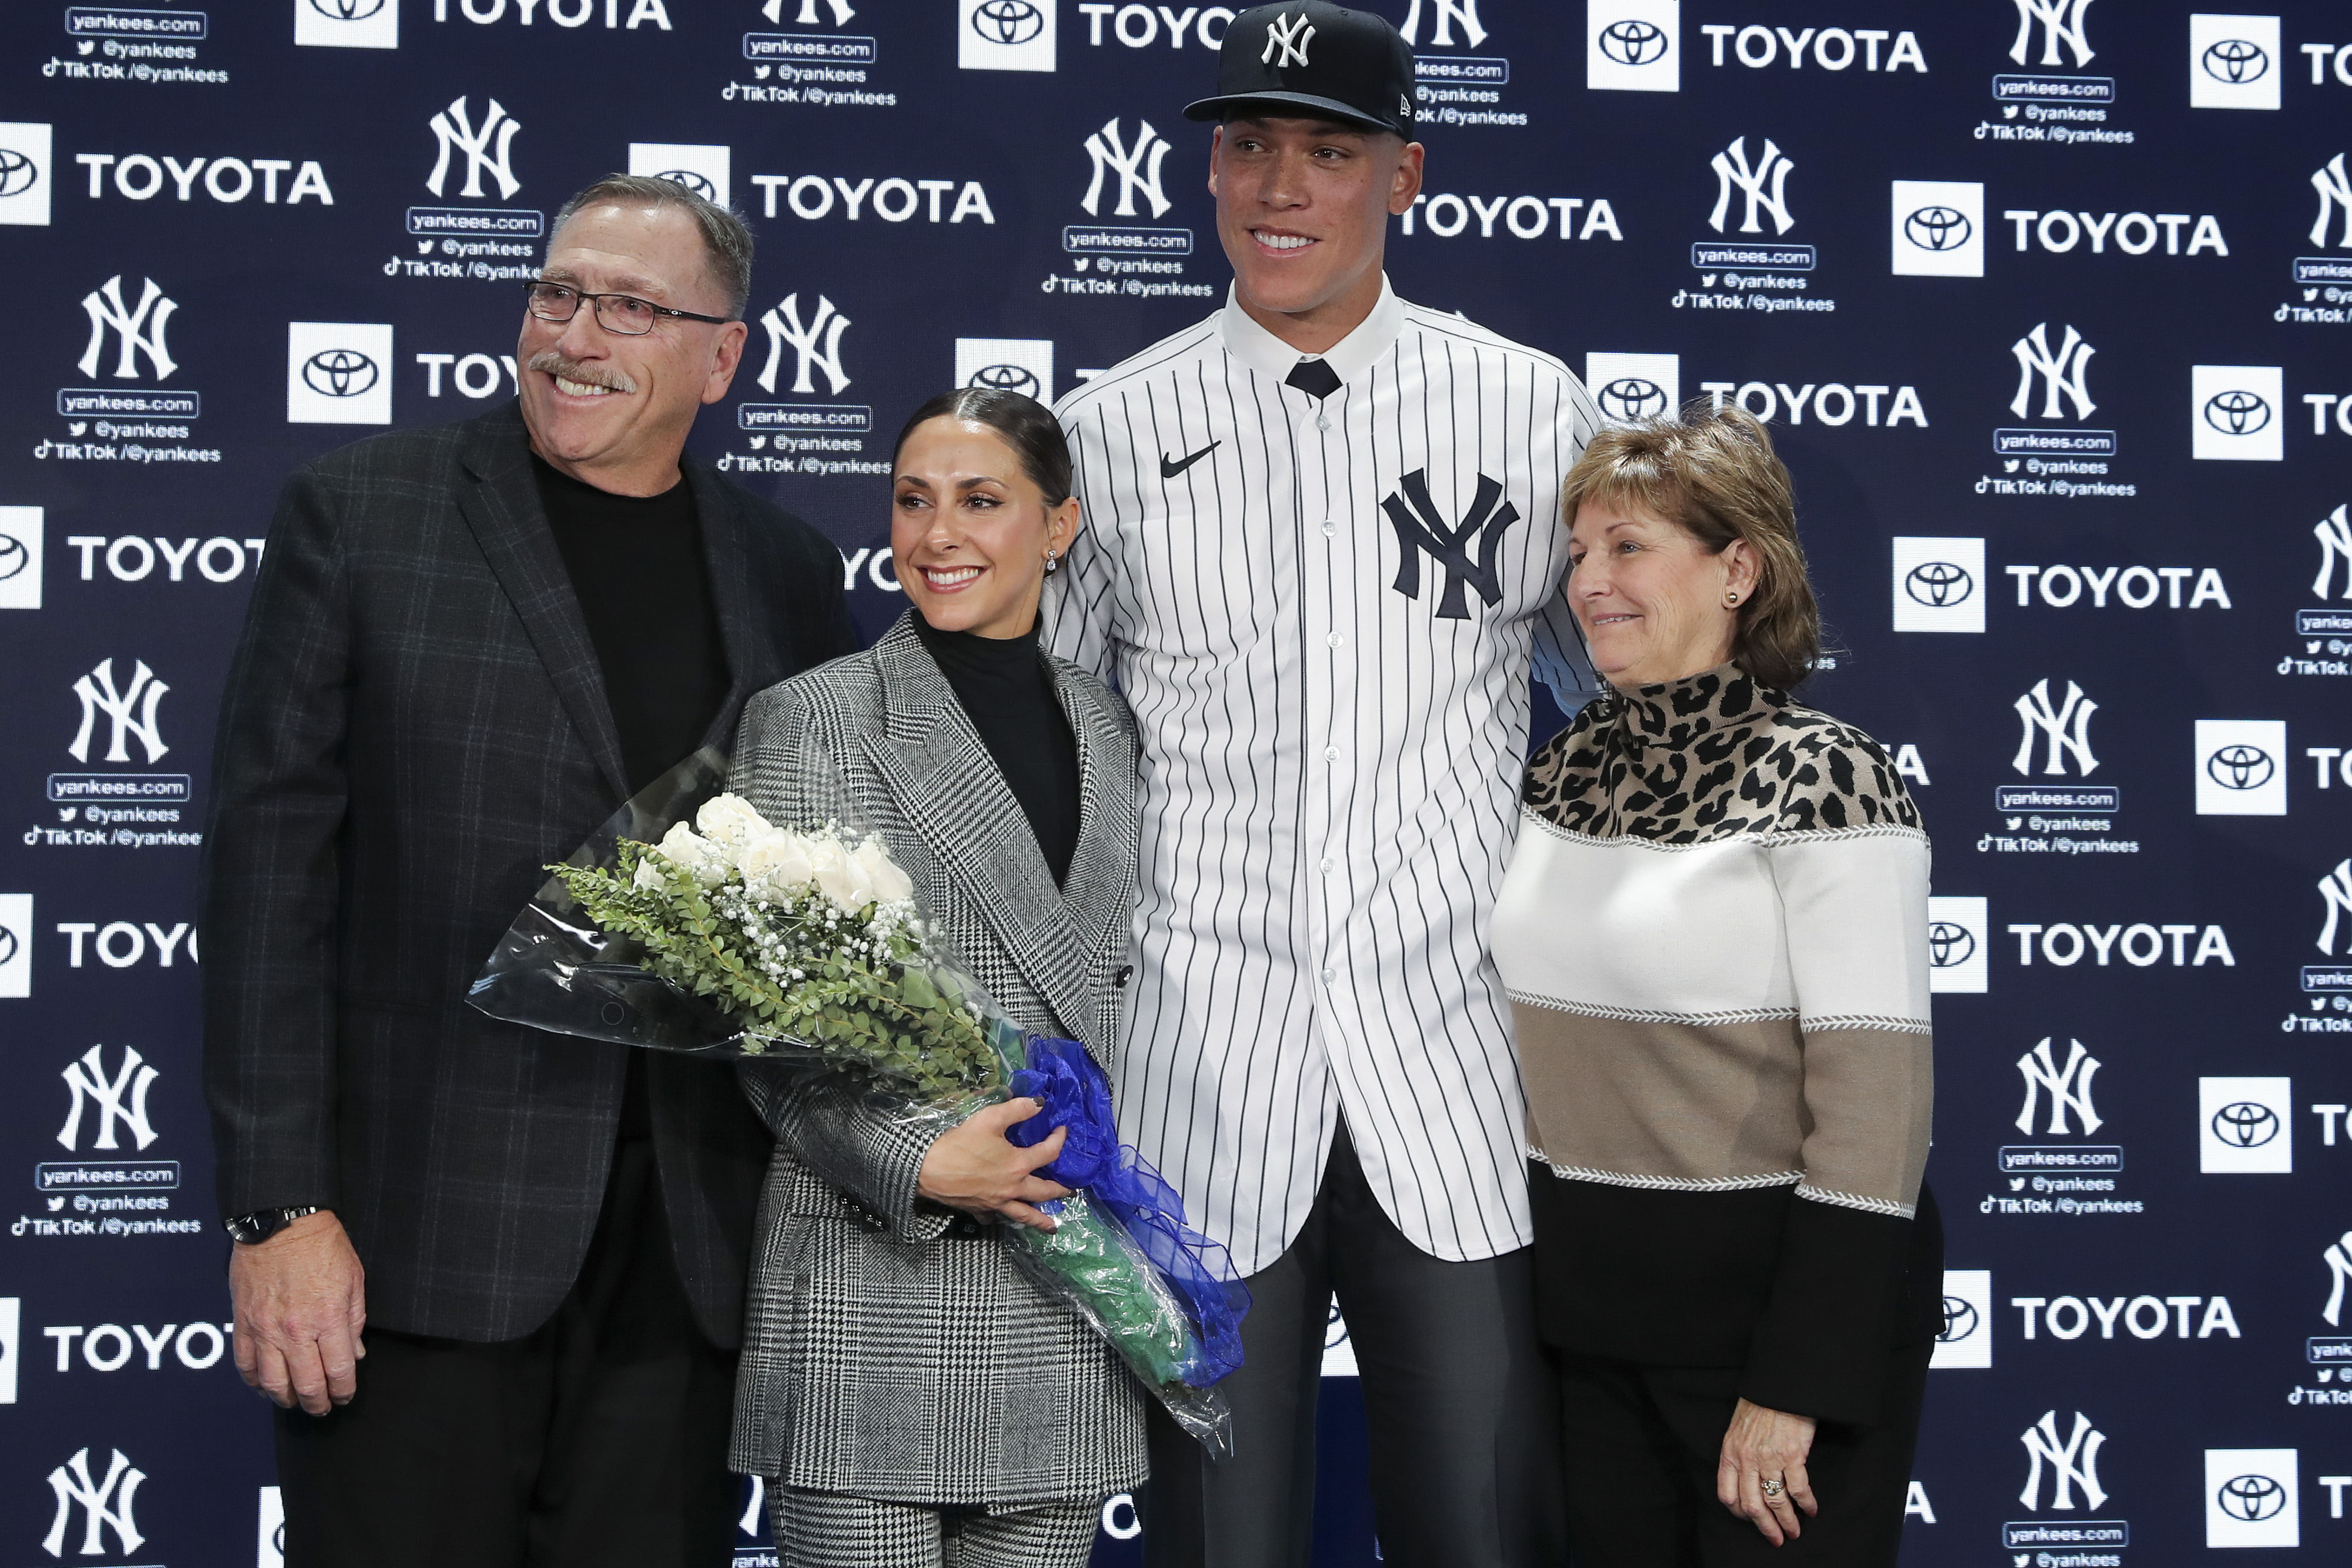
[229,1210,366,1416]
[916,1098,1071,1232]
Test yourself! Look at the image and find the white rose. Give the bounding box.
[632,855,666,891]
[853,838,914,905]
[739,829,818,900]
[810,835,876,912]
[695,793,771,852]
[654,822,730,888]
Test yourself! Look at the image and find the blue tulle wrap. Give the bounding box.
[1008,1035,1250,1387]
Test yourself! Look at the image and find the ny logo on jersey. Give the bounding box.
[1381,469,1519,620]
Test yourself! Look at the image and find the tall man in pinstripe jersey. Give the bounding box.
[1044,6,1599,1564]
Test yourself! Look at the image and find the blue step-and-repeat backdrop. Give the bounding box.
[2,2,2349,1563]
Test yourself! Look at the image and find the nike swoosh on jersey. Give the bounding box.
[1159,442,1221,479]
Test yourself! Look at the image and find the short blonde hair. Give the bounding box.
[1559,403,1820,691]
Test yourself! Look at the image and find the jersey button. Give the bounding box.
[1327,633,1344,647]
[1323,745,1341,762]
[1321,523,1336,537]
[1319,967,1337,984]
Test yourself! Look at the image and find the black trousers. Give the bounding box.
[275,1138,740,1568]
[1141,1125,1565,1568]
[1552,1338,1932,1568]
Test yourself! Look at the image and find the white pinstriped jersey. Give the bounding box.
[1043,279,1602,1273]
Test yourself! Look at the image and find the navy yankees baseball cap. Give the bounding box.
[1182,2,1417,139]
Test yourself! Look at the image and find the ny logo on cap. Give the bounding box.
[1262,11,1315,67]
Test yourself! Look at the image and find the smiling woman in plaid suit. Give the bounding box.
[726,389,1146,1568]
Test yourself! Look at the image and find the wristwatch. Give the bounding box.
[223,1206,323,1246]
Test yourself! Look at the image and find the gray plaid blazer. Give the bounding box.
[202,403,855,1345]
[726,611,1147,1506]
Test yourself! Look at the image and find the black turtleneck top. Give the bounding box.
[912,613,1081,887]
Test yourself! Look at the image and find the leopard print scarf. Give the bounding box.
[1522,664,1922,844]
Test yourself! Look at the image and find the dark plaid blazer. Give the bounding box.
[201,402,856,1345]
[727,613,1148,1504]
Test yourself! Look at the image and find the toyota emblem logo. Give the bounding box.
[2203,389,2271,436]
[2206,744,2274,790]
[1927,922,1975,968]
[0,925,16,967]
[2201,38,2269,83]
[2210,1101,2279,1147]
[1596,19,1668,66]
[1905,561,1973,607]
[0,148,36,199]
[303,349,380,399]
[1903,206,1972,252]
[2216,1475,2286,1522]
[0,532,27,583]
[655,169,717,200]
[1937,1297,1978,1342]
[308,0,385,17]
[971,0,1045,45]
[967,363,1040,397]
[1597,377,1667,422]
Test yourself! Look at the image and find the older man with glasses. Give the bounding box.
[203,174,854,1568]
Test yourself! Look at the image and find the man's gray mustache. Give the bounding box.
[528,352,637,395]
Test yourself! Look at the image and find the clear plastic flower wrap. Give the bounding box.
[469,749,1247,1453]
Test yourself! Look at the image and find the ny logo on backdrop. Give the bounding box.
[2313,155,2352,249]
[1080,119,1172,219]
[2016,1038,2101,1135]
[2318,859,2352,955]
[425,96,522,200]
[58,1045,160,1153]
[1399,0,1484,47]
[67,659,169,766]
[44,1449,145,1559]
[1707,137,1793,236]
[756,294,851,396]
[2324,1231,2352,1326]
[2012,679,2097,777]
[78,276,176,381]
[763,0,854,21]
[2019,1411,2108,1512]
[2317,506,2352,599]
[2010,323,2095,420]
[1382,470,1519,620]
[2010,0,2094,69]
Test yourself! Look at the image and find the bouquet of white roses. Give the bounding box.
[470,757,1246,1453]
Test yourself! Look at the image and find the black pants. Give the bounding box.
[1141,1125,1565,1568]
[275,1139,740,1568]
[1552,1339,1932,1568]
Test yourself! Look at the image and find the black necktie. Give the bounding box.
[1285,357,1342,400]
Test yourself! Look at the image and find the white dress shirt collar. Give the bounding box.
[1217,274,1406,389]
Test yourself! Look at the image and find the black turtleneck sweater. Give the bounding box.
[533,455,731,798]
[912,613,1081,887]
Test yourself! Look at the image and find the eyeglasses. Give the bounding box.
[521,280,733,336]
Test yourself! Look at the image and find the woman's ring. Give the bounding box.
[1760,1477,1785,1499]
